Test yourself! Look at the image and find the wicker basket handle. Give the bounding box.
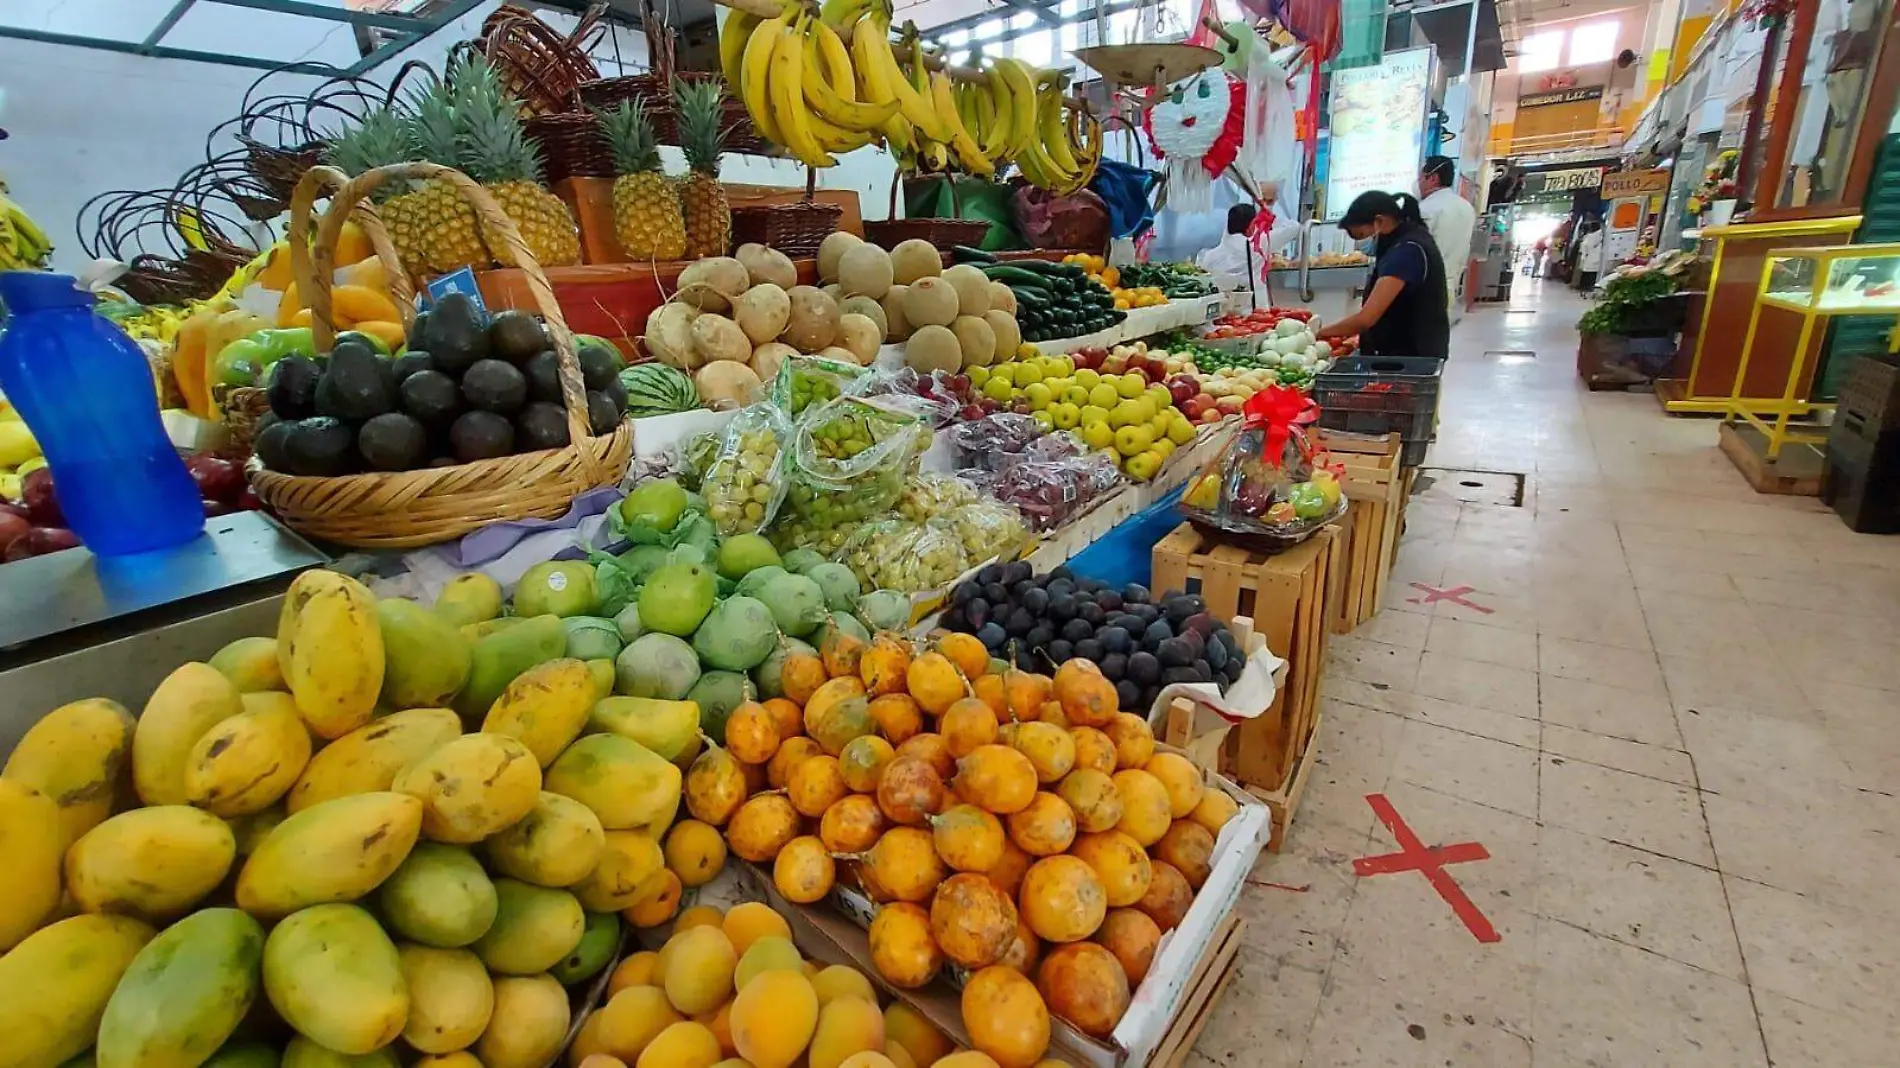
[308,162,600,470]
[286,165,416,339]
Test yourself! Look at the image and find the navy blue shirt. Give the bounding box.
[1372,239,1429,288]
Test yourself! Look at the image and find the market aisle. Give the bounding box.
[1190,278,1900,1067]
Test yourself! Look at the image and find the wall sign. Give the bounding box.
[1519,85,1606,109]
[1324,47,1434,221]
[1600,168,1673,199]
[1518,167,1605,200]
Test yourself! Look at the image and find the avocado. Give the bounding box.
[315,342,395,421]
[391,350,434,385]
[265,354,320,420]
[358,412,429,471]
[517,402,571,451]
[400,368,462,424]
[449,409,515,463]
[280,416,357,476]
[410,308,431,342]
[577,341,620,391]
[524,349,563,404]
[253,418,295,472]
[423,292,489,377]
[335,328,393,356]
[461,358,527,414]
[487,310,550,364]
[585,389,622,435]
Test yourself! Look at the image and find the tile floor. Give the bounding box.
[1189,279,1900,1068]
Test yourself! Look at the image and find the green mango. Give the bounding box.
[455,614,566,719]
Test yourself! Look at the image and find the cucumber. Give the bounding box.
[951,246,998,264]
[980,265,1058,290]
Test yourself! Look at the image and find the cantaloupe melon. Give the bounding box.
[987,282,1017,314]
[836,314,882,365]
[734,284,791,346]
[904,325,961,375]
[889,240,941,285]
[879,286,913,342]
[737,243,797,289]
[839,296,889,340]
[941,265,991,316]
[950,316,996,369]
[839,245,895,301]
[783,286,841,353]
[819,233,863,283]
[983,311,1020,366]
[901,278,958,329]
[751,341,798,382]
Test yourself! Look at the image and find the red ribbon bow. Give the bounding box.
[1245,205,1278,266]
[1243,385,1318,463]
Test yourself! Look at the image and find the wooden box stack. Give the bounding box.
[1315,430,1406,634]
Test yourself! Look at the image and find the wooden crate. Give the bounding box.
[1150,524,1341,851]
[1315,431,1406,634]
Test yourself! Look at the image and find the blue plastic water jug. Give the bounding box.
[0,272,205,555]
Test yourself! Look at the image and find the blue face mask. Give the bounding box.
[1356,237,1378,256]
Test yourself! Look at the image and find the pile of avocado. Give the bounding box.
[253,293,629,477]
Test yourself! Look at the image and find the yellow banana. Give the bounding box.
[930,71,993,175]
[995,59,1040,158]
[820,0,873,33]
[719,8,761,91]
[853,14,951,141]
[771,17,837,166]
[741,10,792,148]
[804,19,898,131]
[1038,76,1081,175]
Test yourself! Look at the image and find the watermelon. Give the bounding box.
[619,363,699,416]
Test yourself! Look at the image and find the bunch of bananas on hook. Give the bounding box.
[0,178,54,272]
[719,0,1101,191]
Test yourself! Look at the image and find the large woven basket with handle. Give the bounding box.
[248,162,632,549]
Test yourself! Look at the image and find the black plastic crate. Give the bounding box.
[1835,354,1900,442]
[1312,355,1444,467]
[1821,427,1900,533]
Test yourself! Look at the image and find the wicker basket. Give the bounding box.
[248,163,631,549]
[864,217,989,253]
[526,112,615,185]
[466,4,604,117]
[575,72,768,155]
[731,200,843,258]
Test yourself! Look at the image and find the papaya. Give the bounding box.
[546,734,682,830]
[66,805,235,921]
[96,908,264,1068]
[475,879,586,975]
[3,697,136,850]
[590,696,702,761]
[487,790,606,887]
[399,944,495,1054]
[286,706,461,813]
[477,973,571,1068]
[573,830,667,912]
[276,571,385,739]
[456,614,568,720]
[236,791,424,919]
[379,841,499,947]
[394,733,542,843]
[482,659,596,765]
[435,573,503,628]
[263,903,407,1055]
[133,662,244,805]
[377,599,473,710]
[0,779,63,950]
[281,1037,399,1067]
[552,910,622,985]
[208,636,285,693]
[462,617,526,641]
[185,692,313,817]
[0,914,155,1068]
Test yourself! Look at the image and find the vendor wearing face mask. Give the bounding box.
[1316,190,1450,359]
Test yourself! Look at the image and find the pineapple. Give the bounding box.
[674,78,730,258]
[453,57,581,269]
[321,108,430,278]
[600,100,687,262]
[403,72,492,274]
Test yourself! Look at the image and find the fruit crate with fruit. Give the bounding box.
[1310,355,1443,468]
[1313,430,1407,635]
[1150,523,1343,850]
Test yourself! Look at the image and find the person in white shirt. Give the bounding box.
[1418,156,1477,315]
[1574,224,1604,290]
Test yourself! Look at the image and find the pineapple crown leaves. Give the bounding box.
[320,107,414,201]
[596,100,664,178]
[402,72,462,171]
[671,77,727,177]
[447,54,546,186]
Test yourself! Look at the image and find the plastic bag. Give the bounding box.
[786,396,929,529]
[839,517,973,593]
[948,413,1046,468]
[931,499,1030,565]
[1180,385,1344,537]
[852,366,966,427]
[700,403,793,536]
[993,452,1123,531]
[898,473,982,523]
[676,431,721,491]
[773,355,869,416]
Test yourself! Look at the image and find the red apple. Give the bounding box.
[5,526,78,561]
[1198,408,1224,424]
[0,512,27,555]
[1216,397,1245,416]
[1100,353,1127,374]
[21,468,62,528]
[186,453,245,504]
[1166,377,1197,406]
[0,500,26,521]
[1181,397,1206,421]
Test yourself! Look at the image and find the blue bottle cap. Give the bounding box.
[0,272,93,314]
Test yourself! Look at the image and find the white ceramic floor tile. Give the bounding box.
[1414,650,1542,719]
[1537,674,1684,747]
[1426,616,1542,671]
[1393,691,1541,749]
[1754,991,1900,1068]
[1540,723,1695,786]
[1538,635,1667,695]
[1539,755,1715,866]
[1535,826,1742,979]
[1389,718,1542,819]
[1727,876,1900,1028]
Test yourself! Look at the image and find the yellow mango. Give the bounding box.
[477,974,571,1068]
[573,829,667,912]
[332,283,402,325]
[0,914,154,1068]
[482,659,596,766]
[277,570,385,740]
[206,636,284,693]
[0,780,62,950]
[236,791,423,919]
[287,706,462,813]
[255,240,294,291]
[589,697,701,761]
[335,221,376,267]
[809,996,886,1068]
[228,804,287,856]
[485,790,606,888]
[274,279,302,329]
[133,663,244,806]
[185,691,313,817]
[352,320,406,350]
[399,944,496,1054]
[394,733,541,843]
[342,252,392,290]
[474,879,585,975]
[546,734,682,830]
[282,1036,399,1066]
[3,697,135,851]
[262,903,407,1055]
[65,806,235,922]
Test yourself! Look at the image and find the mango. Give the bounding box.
[455,614,567,720]
[477,974,570,1068]
[664,925,738,1014]
[228,805,287,856]
[3,697,136,850]
[134,662,244,805]
[0,779,63,950]
[486,790,606,887]
[594,985,681,1060]
[377,599,473,710]
[552,910,622,986]
[574,829,667,911]
[462,617,525,641]
[435,573,503,628]
[482,659,595,765]
[546,734,682,830]
[66,805,235,921]
[586,658,617,698]
[96,908,264,1068]
[287,706,461,813]
[399,944,495,1054]
[637,1022,721,1068]
[208,636,285,693]
[277,571,385,739]
[281,1038,398,1068]
[589,696,701,761]
[264,903,407,1054]
[394,733,541,843]
[185,691,313,817]
[0,917,150,1065]
[414,1054,480,1068]
[810,995,886,1068]
[730,968,818,1068]
[474,879,585,975]
[236,791,423,919]
[202,1042,282,1068]
[379,841,499,947]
